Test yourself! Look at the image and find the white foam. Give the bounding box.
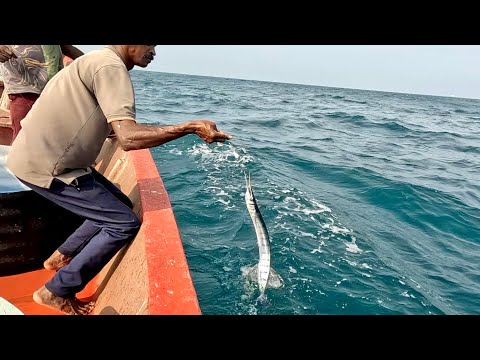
[345,242,362,254]
[311,200,332,213]
[401,291,416,298]
[213,189,230,197]
[188,143,254,166]
[297,230,317,239]
[168,148,183,155]
[331,225,351,234]
[409,278,422,289]
[345,259,357,267]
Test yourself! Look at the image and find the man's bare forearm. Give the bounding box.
[115,121,197,151]
[112,118,232,150]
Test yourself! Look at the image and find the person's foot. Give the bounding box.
[33,286,95,315]
[43,250,72,271]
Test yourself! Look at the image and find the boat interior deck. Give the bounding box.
[0,139,201,315]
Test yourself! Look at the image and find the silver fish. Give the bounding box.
[245,172,281,294]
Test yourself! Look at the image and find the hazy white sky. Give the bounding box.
[76,45,480,100]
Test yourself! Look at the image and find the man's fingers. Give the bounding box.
[216,131,233,140]
[198,121,232,143]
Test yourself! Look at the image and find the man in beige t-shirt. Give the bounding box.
[6,45,232,315]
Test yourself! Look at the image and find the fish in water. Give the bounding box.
[244,172,283,294]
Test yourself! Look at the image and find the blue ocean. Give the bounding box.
[2,69,480,314]
[135,70,480,315]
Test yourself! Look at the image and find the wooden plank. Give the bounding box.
[0,110,12,146]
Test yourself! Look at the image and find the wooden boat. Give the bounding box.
[0,110,11,145]
[0,109,201,315]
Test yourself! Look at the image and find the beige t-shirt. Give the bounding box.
[7,46,136,188]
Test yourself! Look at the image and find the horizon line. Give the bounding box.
[132,68,480,102]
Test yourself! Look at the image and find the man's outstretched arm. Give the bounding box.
[111,119,233,151]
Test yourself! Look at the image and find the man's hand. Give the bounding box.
[192,120,233,143]
[0,45,16,63]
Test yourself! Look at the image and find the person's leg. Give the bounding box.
[90,167,134,209]
[8,93,39,143]
[43,168,135,270]
[19,173,140,314]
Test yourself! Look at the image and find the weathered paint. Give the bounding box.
[132,149,201,314]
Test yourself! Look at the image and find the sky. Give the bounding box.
[76,45,480,100]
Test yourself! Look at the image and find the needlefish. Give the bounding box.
[244,172,283,295]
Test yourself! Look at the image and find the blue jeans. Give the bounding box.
[18,168,140,298]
